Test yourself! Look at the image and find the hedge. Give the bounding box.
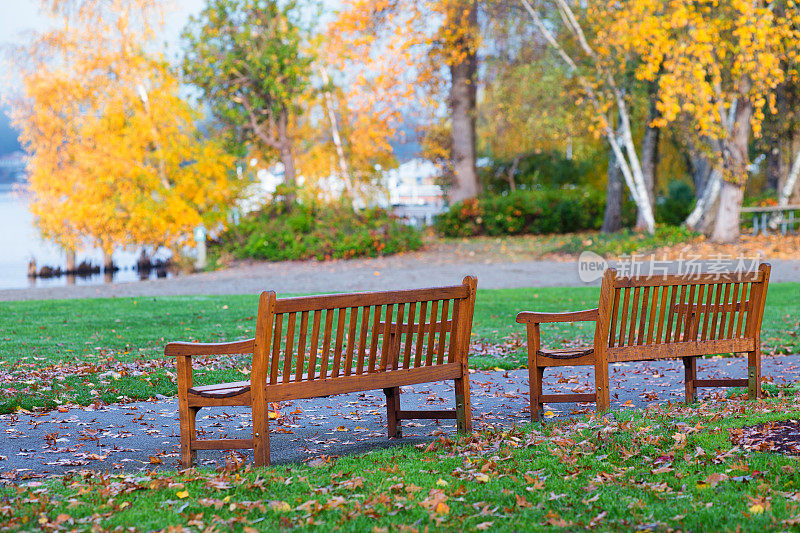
[212,201,423,262]
[435,188,612,237]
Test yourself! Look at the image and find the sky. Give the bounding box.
[0,0,207,154]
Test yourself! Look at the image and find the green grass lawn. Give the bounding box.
[4,395,800,531]
[0,284,798,413]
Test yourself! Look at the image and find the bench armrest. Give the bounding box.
[516,308,599,324]
[165,338,255,357]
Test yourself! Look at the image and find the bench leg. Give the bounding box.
[384,387,402,438]
[748,348,762,400]
[683,356,697,405]
[530,366,544,422]
[179,405,199,467]
[594,359,610,414]
[252,401,271,466]
[454,371,472,433]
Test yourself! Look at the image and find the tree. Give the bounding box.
[520,0,657,234]
[329,0,482,204]
[183,0,311,204]
[10,0,239,266]
[617,0,798,242]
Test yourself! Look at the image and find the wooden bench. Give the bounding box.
[167,276,477,466]
[517,264,771,420]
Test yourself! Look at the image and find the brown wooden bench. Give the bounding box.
[517,264,771,420]
[167,276,477,466]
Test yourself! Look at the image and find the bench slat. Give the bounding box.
[436,300,449,365]
[539,393,596,403]
[308,310,322,381]
[403,302,416,369]
[397,409,456,420]
[269,314,283,385]
[344,307,358,376]
[274,285,469,314]
[608,338,756,362]
[426,301,439,366]
[192,439,254,450]
[414,301,427,368]
[296,311,309,382]
[615,271,763,287]
[695,378,749,388]
[264,363,463,403]
[356,306,369,375]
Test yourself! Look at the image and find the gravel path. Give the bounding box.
[3,253,800,301]
[3,355,798,480]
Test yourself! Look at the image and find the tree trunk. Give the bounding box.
[602,147,623,233]
[710,84,753,243]
[637,81,660,230]
[447,1,480,204]
[65,248,76,273]
[506,155,519,192]
[684,140,713,198]
[277,108,297,206]
[103,250,114,273]
[765,146,782,192]
[320,67,352,197]
[710,180,744,243]
[768,145,800,229]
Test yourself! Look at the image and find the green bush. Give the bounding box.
[435,188,607,237]
[480,150,599,193]
[657,180,695,226]
[212,201,423,261]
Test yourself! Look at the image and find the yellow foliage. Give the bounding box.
[9,0,240,255]
[593,0,798,143]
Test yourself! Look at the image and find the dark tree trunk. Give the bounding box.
[602,147,624,233]
[103,252,114,276]
[683,137,714,200]
[765,146,783,192]
[447,1,480,203]
[637,81,660,230]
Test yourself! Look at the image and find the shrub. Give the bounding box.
[657,180,695,226]
[435,188,607,237]
[480,150,601,193]
[212,201,423,262]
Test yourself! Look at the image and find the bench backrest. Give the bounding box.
[596,264,771,360]
[250,276,477,385]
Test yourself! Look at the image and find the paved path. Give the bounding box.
[3,255,800,301]
[3,355,799,481]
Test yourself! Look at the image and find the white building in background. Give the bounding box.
[384,159,444,207]
[0,151,28,183]
[235,157,446,226]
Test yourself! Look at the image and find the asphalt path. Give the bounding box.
[3,257,800,301]
[3,355,799,481]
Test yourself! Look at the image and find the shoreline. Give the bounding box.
[2,254,800,302]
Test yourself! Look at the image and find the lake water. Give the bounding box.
[0,183,173,290]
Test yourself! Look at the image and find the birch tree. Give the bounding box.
[520,0,656,234]
[615,0,797,242]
